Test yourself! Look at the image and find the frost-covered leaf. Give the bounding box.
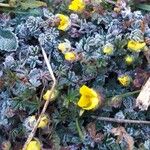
[20,0,47,10]
[28,68,42,87]
[0,29,18,52]
[144,139,150,150]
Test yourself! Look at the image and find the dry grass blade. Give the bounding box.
[22,46,57,150]
[0,3,11,7]
[92,116,150,124]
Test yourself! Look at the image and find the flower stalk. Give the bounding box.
[76,118,84,141]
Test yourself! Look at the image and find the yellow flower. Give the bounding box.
[43,90,58,101]
[69,0,85,12]
[125,55,134,65]
[77,85,100,110]
[26,139,41,150]
[118,75,132,86]
[56,14,71,31]
[103,43,114,55]
[26,115,49,129]
[38,114,49,128]
[64,52,76,61]
[58,41,71,53]
[114,7,121,13]
[127,40,146,52]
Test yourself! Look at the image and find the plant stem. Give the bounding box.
[118,90,140,98]
[106,90,141,106]
[76,118,84,141]
[91,116,150,125]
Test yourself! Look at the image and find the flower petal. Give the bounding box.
[26,139,41,150]
[82,97,99,110]
[77,95,91,108]
[80,85,97,97]
[128,40,146,52]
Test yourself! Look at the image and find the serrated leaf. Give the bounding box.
[20,0,47,10]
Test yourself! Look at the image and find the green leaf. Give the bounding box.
[0,28,18,52]
[63,89,78,108]
[52,132,61,150]
[12,88,40,114]
[136,4,150,11]
[20,0,47,10]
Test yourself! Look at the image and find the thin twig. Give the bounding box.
[38,82,46,114]
[92,116,150,125]
[22,46,56,150]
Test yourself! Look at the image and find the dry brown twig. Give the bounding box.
[104,0,116,5]
[22,46,57,150]
[0,0,16,8]
[92,116,150,125]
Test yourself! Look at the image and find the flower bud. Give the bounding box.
[26,138,41,150]
[43,90,58,101]
[118,75,132,87]
[125,55,134,65]
[103,43,114,55]
[64,52,76,61]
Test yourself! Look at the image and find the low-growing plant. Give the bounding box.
[0,0,149,149]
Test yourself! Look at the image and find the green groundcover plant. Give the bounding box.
[0,0,149,149]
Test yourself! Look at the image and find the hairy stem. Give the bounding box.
[76,118,84,141]
[118,90,140,98]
